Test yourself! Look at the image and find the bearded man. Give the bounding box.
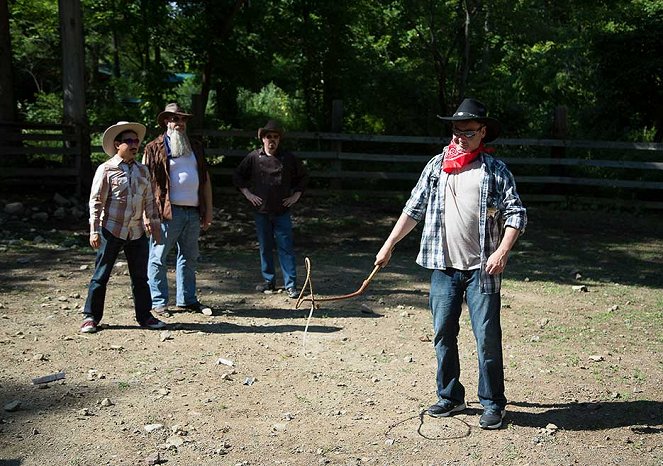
[142,103,214,315]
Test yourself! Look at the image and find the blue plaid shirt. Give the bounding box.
[403,150,527,294]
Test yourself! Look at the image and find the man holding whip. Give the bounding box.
[375,98,527,430]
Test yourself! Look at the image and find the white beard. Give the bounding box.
[167,127,193,158]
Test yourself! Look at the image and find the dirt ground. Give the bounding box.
[0,191,662,466]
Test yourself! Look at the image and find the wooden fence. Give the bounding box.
[1,123,663,207]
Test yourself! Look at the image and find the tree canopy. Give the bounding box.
[5,0,663,141]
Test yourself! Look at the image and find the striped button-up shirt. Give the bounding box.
[89,155,160,240]
[403,150,527,294]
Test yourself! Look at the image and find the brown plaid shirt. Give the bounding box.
[89,155,160,239]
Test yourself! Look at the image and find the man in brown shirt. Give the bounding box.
[233,120,308,298]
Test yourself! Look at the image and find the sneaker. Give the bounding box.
[255,281,275,294]
[80,317,98,334]
[140,316,167,330]
[152,306,170,316]
[479,408,506,429]
[286,287,299,299]
[427,400,466,418]
[177,302,212,314]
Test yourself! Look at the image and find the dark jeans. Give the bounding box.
[429,268,506,411]
[83,228,152,324]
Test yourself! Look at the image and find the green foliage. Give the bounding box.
[20,91,62,123]
[5,0,662,141]
[236,83,307,131]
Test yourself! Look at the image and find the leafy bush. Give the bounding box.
[236,83,306,131]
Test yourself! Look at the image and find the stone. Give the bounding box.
[144,452,161,465]
[4,202,24,215]
[70,207,84,218]
[100,398,114,407]
[166,435,184,447]
[572,285,588,292]
[53,193,70,206]
[32,212,49,222]
[217,358,234,366]
[4,400,21,412]
[144,423,164,433]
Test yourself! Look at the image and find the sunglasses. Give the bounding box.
[168,115,187,123]
[452,125,485,139]
[263,134,280,140]
[119,138,140,146]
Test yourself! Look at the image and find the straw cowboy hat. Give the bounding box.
[257,120,285,140]
[157,102,193,128]
[102,121,146,156]
[437,98,501,142]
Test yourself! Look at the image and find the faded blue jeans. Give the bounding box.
[254,211,296,290]
[148,205,200,309]
[429,268,506,412]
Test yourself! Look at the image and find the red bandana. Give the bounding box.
[442,142,493,173]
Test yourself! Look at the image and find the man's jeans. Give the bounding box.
[83,228,151,324]
[148,206,200,309]
[254,211,296,289]
[429,268,506,411]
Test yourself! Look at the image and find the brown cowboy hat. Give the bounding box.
[257,120,285,140]
[157,102,193,128]
[437,98,501,142]
[101,121,146,156]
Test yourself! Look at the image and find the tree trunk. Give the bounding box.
[459,0,471,99]
[199,0,246,124]
[0,0,16,122]
[59,0,92,195]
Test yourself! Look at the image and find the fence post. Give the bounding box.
[190,93,204,131]
[331,99,344,189]
[551,105,567,176]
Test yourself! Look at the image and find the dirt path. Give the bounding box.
[0,193,661,465]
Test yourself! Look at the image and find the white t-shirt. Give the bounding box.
[169,153,199,207]
[443,159,482,270]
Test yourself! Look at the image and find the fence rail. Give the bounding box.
[1,123,663,205]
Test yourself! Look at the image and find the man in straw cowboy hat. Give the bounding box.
[375,98,527,429]
[233,119,309,299]
[142,103,214,316]
[81,121,166,333]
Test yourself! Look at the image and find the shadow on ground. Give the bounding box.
[508,400,663,430]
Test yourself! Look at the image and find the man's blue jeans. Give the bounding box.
[148,206,200,309]
[254,211,296,289]
[83,228,152,324]
[429,268,506,411]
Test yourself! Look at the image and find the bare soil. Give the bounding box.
[0,192,662,466]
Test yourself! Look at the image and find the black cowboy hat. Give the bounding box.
[157,102,193,128]
[437,98,501,142]
[257,120,285,140]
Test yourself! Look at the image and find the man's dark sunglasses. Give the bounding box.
[120,138,140,145]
